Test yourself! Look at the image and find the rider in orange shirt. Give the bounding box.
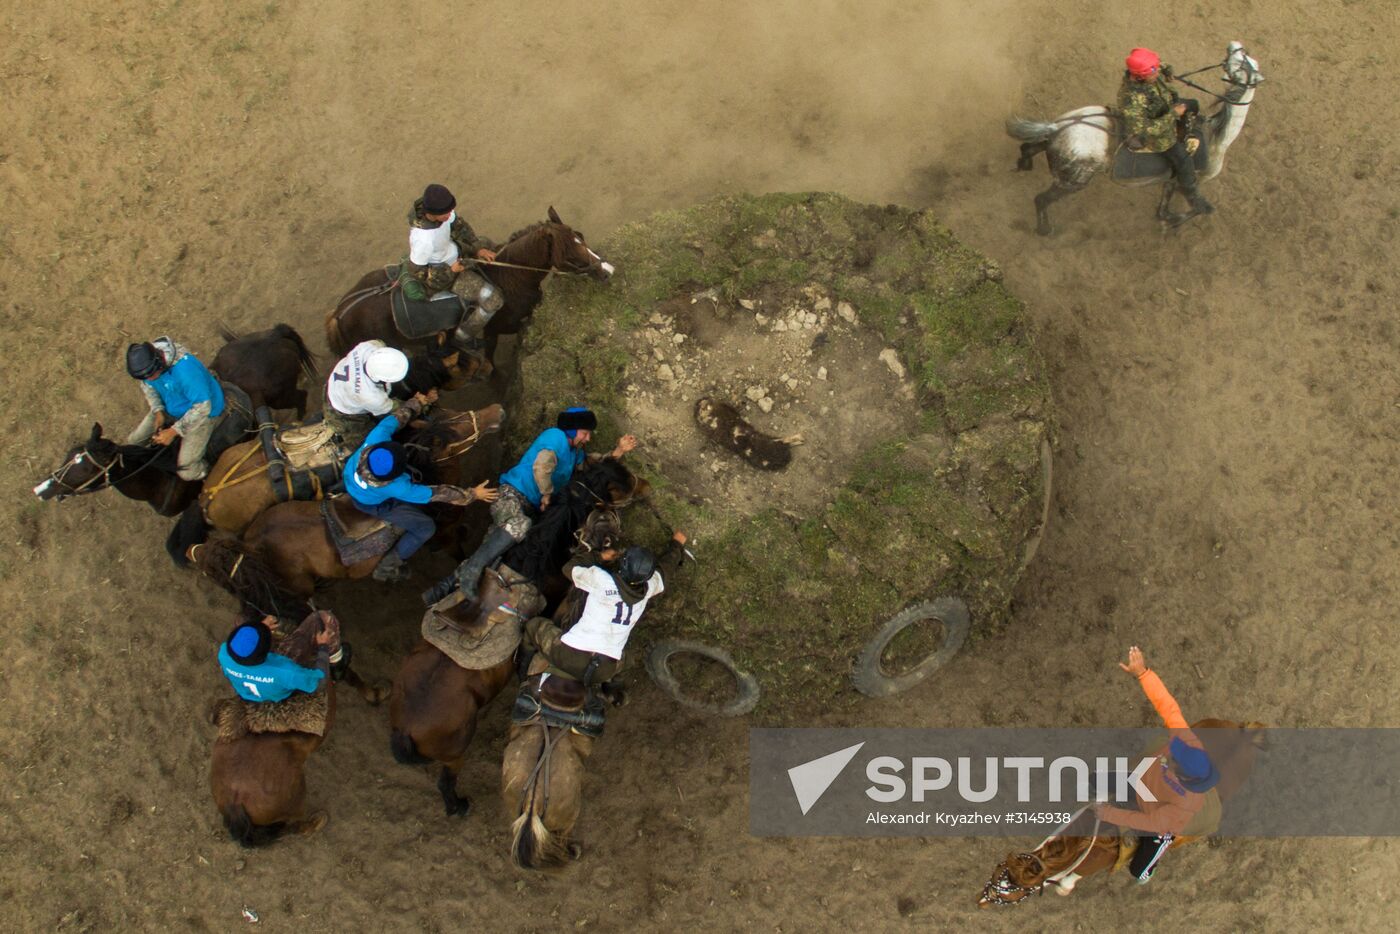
[1095,646,1220,883]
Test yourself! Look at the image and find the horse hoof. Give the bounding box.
[299,812,329,836]
[1016,157,1034,172]
[362,681,390,706]
[1163,212,1192,228]
[567,842,583,860]
[445,796,472,818]
[1035,221,1053,237]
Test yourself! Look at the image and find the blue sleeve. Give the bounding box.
[294,664,326,694]
[391,477,435,504]
[362,414,401,448]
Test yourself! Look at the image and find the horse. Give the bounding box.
[324,207,614,364]
[501,652,595,869]
[209,323,318,418]
[34,423,201,517]
[187,538,390,705]
[229,405,505,595]
[977,719,1269,907]
[189,350,487,539]
[387,462,638,816]
[209,682,337,848]
[1006,42,1264,235]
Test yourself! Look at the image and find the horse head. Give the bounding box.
[576,456,649,509]
[501,208,614,282]
[1223,42,1264,89]
[34,423,122,501]
[977,851,1048,908]
[406,404,507,473]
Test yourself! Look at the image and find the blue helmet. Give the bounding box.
[365,442,406,480]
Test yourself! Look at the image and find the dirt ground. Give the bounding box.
[3,0,1399,930]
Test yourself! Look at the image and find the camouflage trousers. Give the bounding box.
[322,405,378,451]
[490,484,536,542]
[451,268,505,315]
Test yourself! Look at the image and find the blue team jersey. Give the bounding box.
[150,354,225,419]
[218,643,325,702]
[499,428,584,506]
[342,414,434,506]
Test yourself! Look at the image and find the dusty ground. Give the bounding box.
[3,0,1399,931]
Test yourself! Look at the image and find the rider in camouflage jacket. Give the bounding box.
[1118,47,1212,216]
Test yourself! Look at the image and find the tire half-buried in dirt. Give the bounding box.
[646,640,762,717]
[851,597,971,698]
[516,192,1054,718]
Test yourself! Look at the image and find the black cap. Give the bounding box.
[617,546,657,587]
[422,184,456,215]
[556,407,598,433]
[226,623,272,666]
[126,342,166,379]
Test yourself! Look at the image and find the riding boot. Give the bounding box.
[329,642,352,682]
[420,526,515,606]
[371,550,410,583]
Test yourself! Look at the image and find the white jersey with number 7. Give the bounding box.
[560,565,665,660]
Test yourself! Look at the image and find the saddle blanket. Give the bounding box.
[212,690,329,743]
[320,496,401,566]
[390,264,467,340]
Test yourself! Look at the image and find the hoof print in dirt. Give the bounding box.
[694,397,800,471]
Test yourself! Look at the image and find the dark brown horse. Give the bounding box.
[236,404,505,595]
[33,423,199,517]
[978,719,1269,907]
[387,460,640,817]
[209,323,318,417]
[210,685,337,847]
[324,207,614,360]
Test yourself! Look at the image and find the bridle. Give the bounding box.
[980,811,1102,907]
[41,446,127,499]
[402,408,489,464]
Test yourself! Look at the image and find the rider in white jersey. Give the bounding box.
[323,340,429,448]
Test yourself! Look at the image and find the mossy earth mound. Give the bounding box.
[514,192,1053,715]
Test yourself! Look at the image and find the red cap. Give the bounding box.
[1125,47,1162,79]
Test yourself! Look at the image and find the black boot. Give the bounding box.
[420,526,515,606]
[371,550,410,583]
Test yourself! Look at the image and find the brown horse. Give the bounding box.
[209,323,318,417]
[193,351,486,538]
[388,469,636,817]
[324,207,614,360]
[236,404,505,595]
[501,654,595,869]
[209,686,337,847]
[387,571,522,816]
[977,719,1268,907]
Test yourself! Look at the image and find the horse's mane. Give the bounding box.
[195,538,311,620]
[502,458,634,584]
[400,410,469,483]
[502,220,552,245]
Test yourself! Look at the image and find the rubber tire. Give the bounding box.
[851,597,971,698]
[645,640,761,717]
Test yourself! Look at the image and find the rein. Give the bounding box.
[518,720,566,821]
[45,443,168,498]
[472,257,592,277]
[405,408,485,463]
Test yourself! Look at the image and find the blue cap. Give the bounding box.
[365,442,405,480]
[1169,737,1220,792]
[227,623,271,666]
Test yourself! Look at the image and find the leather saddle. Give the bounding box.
[256,410,346,504]
[389,262,469,340]
[320,495,401,566]
[1113,119,1211,180]
[510,673,605,737]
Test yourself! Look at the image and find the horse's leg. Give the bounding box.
[341,665,389,705]
[437,758,472,817]
[288,811,329,836]
[1156,179,1186,224]
[1017,140,1047,171]
[292,388,308,420]
[1033,183,1076,237]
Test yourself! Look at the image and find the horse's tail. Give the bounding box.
[1006,116,1061,143]
[389,729,430,765]
[221,803,286,849]
[217,323,240,345]
[324,303,349,358]
[510,808,571,870]
[270,323,319,382]
[166,501,210,568]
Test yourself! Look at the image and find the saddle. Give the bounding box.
[256,410,346,504]
[510,672,606,737]
[212,690,329,743]
[320,495,401,566]
[421,588,530,670]
[204,382,257,466]
[1113,118,1211,180]
[389,263,469,340]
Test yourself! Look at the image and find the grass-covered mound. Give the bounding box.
[514,192,1053,712]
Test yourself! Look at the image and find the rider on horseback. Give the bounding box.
[125,338,226,481]
[1119,48,1213,216]
[219,610,341,702]
[1094,646,1221,884]
[324,340,433,449]
[343,407,498,582]
[402,183,505,350]
[524,534,688,686]
[423,407,639,604]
